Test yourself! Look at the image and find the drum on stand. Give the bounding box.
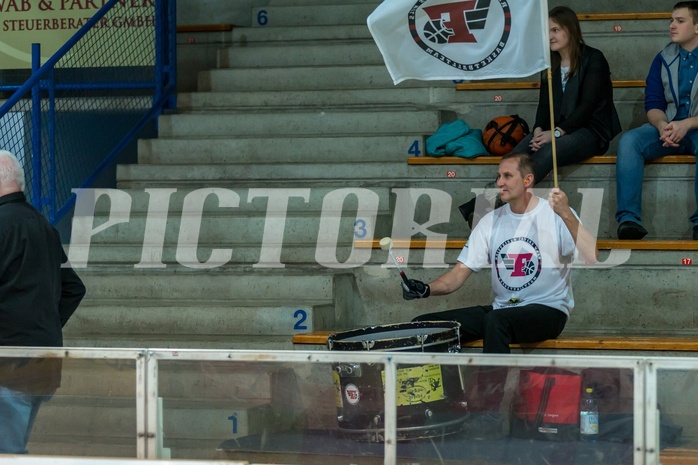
[327,321,468,442]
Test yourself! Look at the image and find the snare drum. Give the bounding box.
[327,321,468,441]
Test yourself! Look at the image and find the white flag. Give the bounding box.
[368,0,550,85]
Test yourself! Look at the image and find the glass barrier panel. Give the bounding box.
[383,361,637,465]
[656,368,695,464]
[159,358,375,463]
[2,358,138,457]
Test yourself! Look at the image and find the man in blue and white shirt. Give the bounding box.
[616,1,698,240]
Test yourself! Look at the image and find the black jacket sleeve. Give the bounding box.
[533,72,551,130]
[59,248,86,327]
[557,49,612,134]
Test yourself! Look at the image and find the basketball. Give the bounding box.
[482,115,530,156]
[423,20,454,44]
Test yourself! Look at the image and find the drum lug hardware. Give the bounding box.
[373,415,381,425]
[361,340,376,350]
[335,363,362,377]
[424,408,433,418]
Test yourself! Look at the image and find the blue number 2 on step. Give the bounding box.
[408,140,421,156]
[294,309,308,330]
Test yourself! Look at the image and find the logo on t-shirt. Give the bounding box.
[494,237,542,291]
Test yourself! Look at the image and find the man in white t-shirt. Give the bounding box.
[405,152,597,352]
[403,152,598,438]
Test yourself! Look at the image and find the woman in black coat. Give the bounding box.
[460,6,622,229]
[512,5,622,184]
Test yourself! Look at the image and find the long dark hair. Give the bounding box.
[549,6,584,76]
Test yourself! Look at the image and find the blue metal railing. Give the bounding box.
[0,0,176,224]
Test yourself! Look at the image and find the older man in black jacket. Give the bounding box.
[0,150,86,453]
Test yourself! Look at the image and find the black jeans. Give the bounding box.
[512,128,606,185]
[412,303,567,354]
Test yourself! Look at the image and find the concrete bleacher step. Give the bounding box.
[32,396,136,439]
[64,333,300,351]
[28,436,234,460]
[139,134,432,164]
[63,269,337,346]
[63,265,362,348]
[111,159,696,238]
[219,41,384,68]
[28,435,137,458]
[27,359,318,457]
[231,24,370,44]
[72,185,392,265]
[223,24,664,79]
[176,88,448,110]
[157,108,455,137]
[198,65,447,92]
[79,214,390,245]
[250,4,376,28]
[228,15,664,46]
[116,162,412,185]
[85,187,392,214]
[51,358,279,400]
[552,1,663,13]
[63,334,296,350]
[68,302,334,338]
[30,396,278,451]
[76,270,334,303]
[267,0,662,11]
[111,162,695,239]
[570,21,666,81]
[76,244,360,267]
[401,165,697,239]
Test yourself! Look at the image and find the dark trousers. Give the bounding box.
[512,128,606,185]
[413,304,567,411]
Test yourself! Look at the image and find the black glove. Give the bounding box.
[402,279,430,300]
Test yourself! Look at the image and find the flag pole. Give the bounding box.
[547,68,558,189]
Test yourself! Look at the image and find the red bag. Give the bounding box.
[510,368,582,441]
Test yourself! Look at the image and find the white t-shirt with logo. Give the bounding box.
[456,197,577,316]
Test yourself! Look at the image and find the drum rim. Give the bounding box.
[327,320,460,351]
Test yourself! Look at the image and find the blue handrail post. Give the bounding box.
[30,43,42,210]
[154,0,164,108]
[167,0,177,110]
[47,67,56,223]
[154,0,177,116]
[0,0,176,225]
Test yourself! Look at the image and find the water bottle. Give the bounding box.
[580,387,599,442]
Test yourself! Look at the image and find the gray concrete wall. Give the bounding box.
[176,0,266,27]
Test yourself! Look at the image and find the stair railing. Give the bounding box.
[0,0,176,224]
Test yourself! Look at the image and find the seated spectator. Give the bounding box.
[616,1,698,240]
[461,6,621,230]
[511,5,622,185]
[404,152,598,439]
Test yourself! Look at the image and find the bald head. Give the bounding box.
[0,151,25,196]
